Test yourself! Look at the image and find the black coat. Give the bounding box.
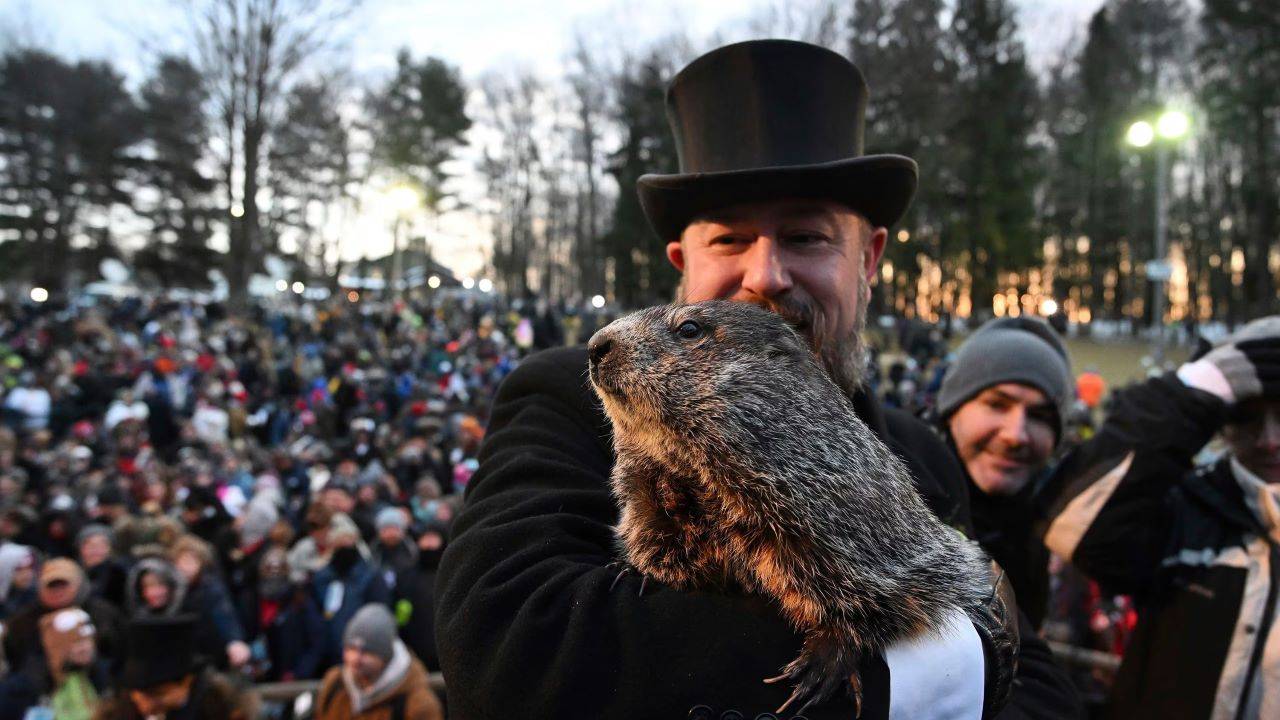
[436,346,1081,720]
[967,474,1051,630]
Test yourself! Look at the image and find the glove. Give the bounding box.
[882,558,1018,720]
[885,607,986,720]
[1177,337,1280,405]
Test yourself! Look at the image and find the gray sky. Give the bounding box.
[2,0,1106,278]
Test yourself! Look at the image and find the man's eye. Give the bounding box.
[786,233,827,245]
[675,320,704,340]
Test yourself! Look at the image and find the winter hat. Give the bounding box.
[1223,316,1280,347]
[40,558,85,592]
[937,316,1073,440]
[75,524,114,549]
[39,607,95,686]
[0,543,34,600]
[239,496,279,548]
[342,603,397,663]
[375,506,408,533]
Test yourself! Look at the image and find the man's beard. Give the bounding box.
[676,278,871,400]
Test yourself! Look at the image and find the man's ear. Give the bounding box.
[864,227,888,278]
[666,241,686,272]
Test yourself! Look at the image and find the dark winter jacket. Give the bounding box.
[180,572,245,670]
[435,346,1082,720]
[311,557,391,669]
[260,587,325,681]
[967,473,1053,630]
[1040,371,1279,720]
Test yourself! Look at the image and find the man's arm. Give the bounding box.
[1038,372,1226,593]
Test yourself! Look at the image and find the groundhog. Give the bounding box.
[588,300,1014,716]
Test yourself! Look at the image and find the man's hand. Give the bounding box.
[1178,337,1280,405]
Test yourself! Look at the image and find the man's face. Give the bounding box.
[323,489,355,514]
[343,646,387,688]
[66,635,96,667]
[948,383,1057,496]
[129,676,194,716]
[1224,398,1280,484]
[40,579,77,609]
[378,524,404,548]
[140,572,171,609]
[79,535,111,569]
[669,198,886,397]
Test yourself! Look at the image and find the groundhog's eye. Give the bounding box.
[675,320,704,340]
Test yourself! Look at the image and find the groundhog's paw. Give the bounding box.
[605,559,651,596]
[765,645,861,717]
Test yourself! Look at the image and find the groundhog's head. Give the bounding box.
[588,301,842,462]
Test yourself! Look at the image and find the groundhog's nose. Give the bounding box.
[587,332,614,366]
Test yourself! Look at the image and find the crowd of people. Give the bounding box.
[0,291,573,718]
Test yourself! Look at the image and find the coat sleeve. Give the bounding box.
[1037,372,1227,594]
[434,348,866,719]
[997,612,1083,719]
[204,576,246,644]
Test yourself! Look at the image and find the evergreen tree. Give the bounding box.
[132,55,220,289]
[0,50,141,291]
[1198,0,1279,316]
[604,52,679,307]
[945,0,1041,315]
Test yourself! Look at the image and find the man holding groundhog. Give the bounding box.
[436,40,1081,719]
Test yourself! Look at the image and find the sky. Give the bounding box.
[2,0,1107,280]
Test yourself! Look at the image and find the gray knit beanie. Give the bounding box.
[343,603,397,663]
[937,317,1073,439]
[375,506,408,532]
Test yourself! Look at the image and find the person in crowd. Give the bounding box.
[77,524,127,609]
[0,543,37,619]
[930,316,1074,628]
[1041,315,1280,718]
[395,525,447,672]
[125,556,186,618]
[314,603,442,720]
[313,522,390,670]
[288,502,338,581]
[254,546,324,682]
[0,607,109,720]
[370,506,417,591]
[93,615,256,720]
[3,559,122,676]
[170,534,251,670]
[435,39,1079,719]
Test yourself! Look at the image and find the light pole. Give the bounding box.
[1126,109,1189,359]
[386,184,421,301]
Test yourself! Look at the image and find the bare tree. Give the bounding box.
[183,0,359,306]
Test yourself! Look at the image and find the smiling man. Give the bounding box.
[436,39,1080,720]
[933,317,1074,629]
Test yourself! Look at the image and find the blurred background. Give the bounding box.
[1,0,1273,354]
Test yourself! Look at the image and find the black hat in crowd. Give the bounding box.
[121,615,199,689]
[637,39,918,242]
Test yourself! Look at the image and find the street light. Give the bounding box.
[1127,108,1190,359]
[30,287,48,303]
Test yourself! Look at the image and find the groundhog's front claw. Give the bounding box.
[767,641,863,717]
[605,560,649,596]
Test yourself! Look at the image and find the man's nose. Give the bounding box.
[740,238,792,298]
[997,407,1030,446]
[587,331,614,366]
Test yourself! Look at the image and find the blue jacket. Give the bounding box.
[310,559,390,668]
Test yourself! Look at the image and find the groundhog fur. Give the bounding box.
[589,300,998,714]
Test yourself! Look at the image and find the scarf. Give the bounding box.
[341,640,411,713]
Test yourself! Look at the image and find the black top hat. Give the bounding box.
[121,615,199,689]
[637,39,918,241]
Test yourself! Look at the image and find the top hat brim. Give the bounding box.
[637,154,917,242]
